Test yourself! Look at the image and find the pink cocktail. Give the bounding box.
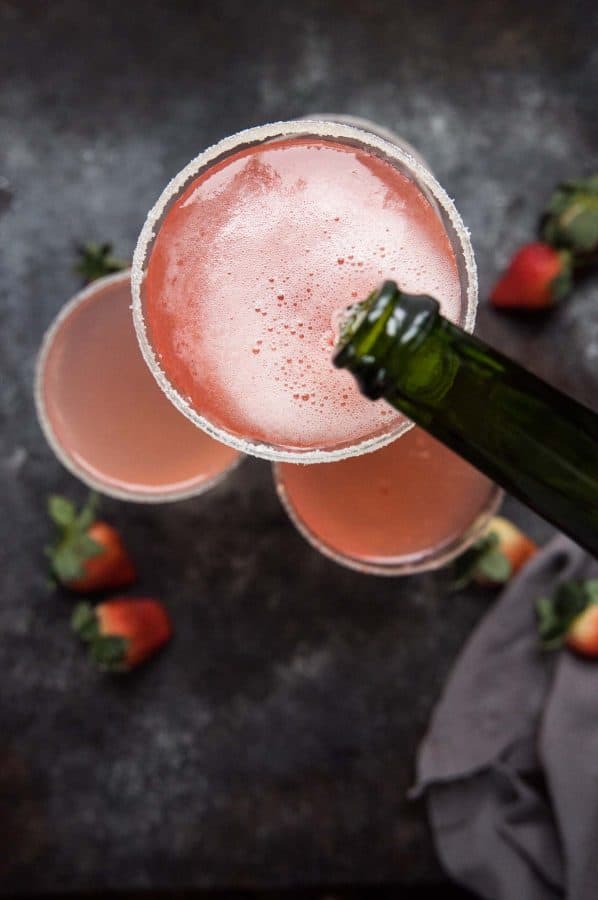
[133,120,476,462]
[35,271,241,502]
[275,428,500,575]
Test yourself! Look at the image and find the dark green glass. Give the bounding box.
[334,281,598,556]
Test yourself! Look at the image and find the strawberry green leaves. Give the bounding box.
[46,493,103,584]
[89,636,130,671]
[536,579,598,653]
[541,176,598,261]
[452,532,511,590]
[536,581,591,649]
[451,517,537,590]
[491,173,598,312]
[74,242,128,284]
[46,494,136,591]
[71,601,100,641]
[71,602,129,671]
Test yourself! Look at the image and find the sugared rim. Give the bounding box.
[132,118,478,463]
[34,270,243,504]
[273,460,503,576]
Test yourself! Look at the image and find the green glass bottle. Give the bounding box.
[334,281,598,556]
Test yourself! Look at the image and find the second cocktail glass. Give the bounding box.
[274,429,501,575]
[35,271,242,503]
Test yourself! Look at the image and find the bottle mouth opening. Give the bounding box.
[334,281,441,375]
[334,287,383,353]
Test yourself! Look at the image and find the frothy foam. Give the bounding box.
[142,136,464,454]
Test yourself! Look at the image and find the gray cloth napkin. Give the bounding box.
[412,535,598,900]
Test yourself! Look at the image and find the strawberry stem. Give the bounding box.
[47,493,103,585]
[74,242,128,284]
[451,531,509,589]
[71,602,99,642]
[536,580,596,650]
[89,636,129,671]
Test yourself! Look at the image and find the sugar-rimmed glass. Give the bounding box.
[131,118,477,463]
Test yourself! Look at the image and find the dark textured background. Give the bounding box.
[1,0,597,894]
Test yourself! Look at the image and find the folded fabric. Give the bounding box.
[412,535,598,900]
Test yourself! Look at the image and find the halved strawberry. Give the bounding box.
[537,579,598,656]
[490,241,572,310]
[452,515,538,589]
[566,605,598,658]
[72,598,172,671]
[480,517,538,582]
[47,494,136,591]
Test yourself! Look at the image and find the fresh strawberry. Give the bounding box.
[490,241,572,310]
[452,515,538,589]
[479,517,538,583]
[72,598,172,671]
[566,605,598,658]
[537,579,598,656]
[46,493,136,591]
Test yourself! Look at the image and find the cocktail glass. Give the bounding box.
[131,118,477,463]
[35,270,242,503]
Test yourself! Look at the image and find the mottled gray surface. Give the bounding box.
[0,0,596,893]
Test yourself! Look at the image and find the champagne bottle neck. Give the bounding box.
[334,281,598,557]
[335,281,441,400]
